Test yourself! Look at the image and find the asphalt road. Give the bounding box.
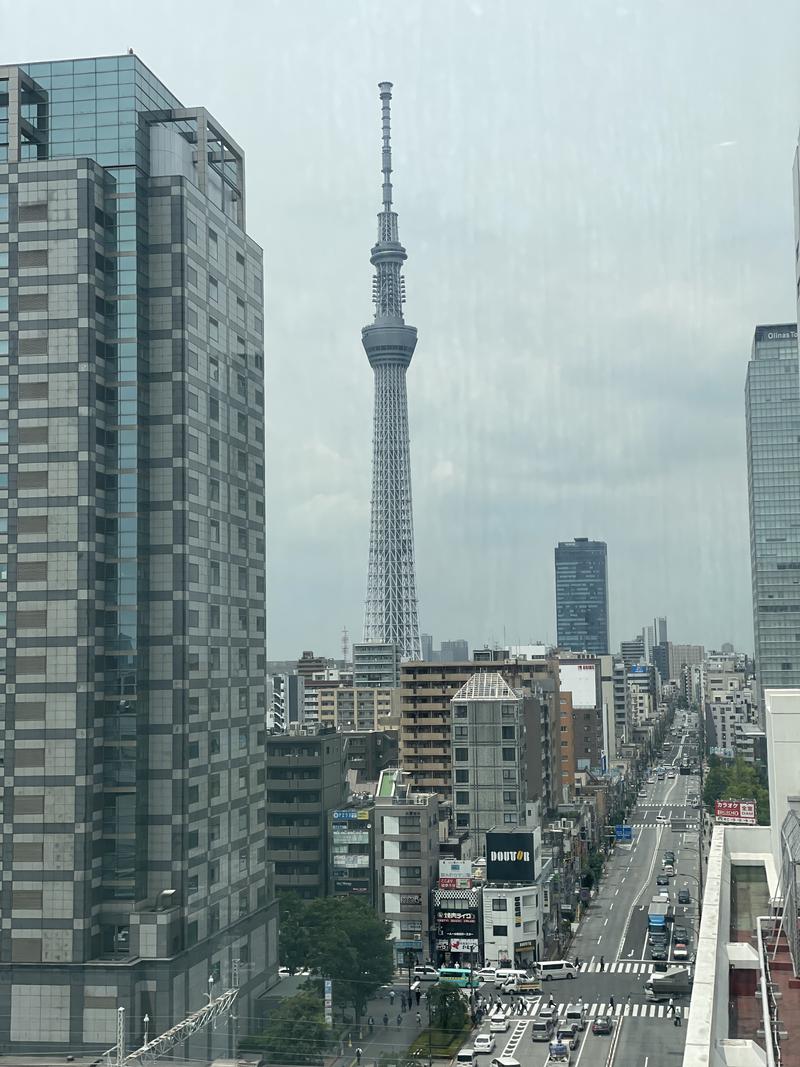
[467,711,703,1067]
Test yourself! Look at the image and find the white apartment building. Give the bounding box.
[481,884,543,968]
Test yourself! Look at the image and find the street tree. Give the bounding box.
[427,982,468,1037]
[241,991,331,1065]
[278,892,311,972]
[303,896,393,1019]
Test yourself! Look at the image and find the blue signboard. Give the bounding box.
[615,825,633,842]
[332,810,357,820]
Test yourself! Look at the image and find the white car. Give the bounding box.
[489,1016,510,1033]
[477,967,497,983]
[668,772,676,779]
[474,1034,496,1054]
[656,815,669,824]
[538,1004,558,1021]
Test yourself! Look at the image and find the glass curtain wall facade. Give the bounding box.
[0,55,276,1054]
[746,324,800,714]
[554,537,610,655]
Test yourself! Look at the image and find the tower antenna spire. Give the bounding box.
[379,80,393,212]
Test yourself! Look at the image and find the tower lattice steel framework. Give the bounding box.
[362,81,421,660]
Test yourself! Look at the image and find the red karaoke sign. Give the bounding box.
[714,799,757,825]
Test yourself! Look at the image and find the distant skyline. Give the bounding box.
[5,2,799,658]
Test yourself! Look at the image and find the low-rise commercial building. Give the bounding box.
[374,769,440,965]
[329,803,377,908]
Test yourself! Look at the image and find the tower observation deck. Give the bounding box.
[361,82,421,660]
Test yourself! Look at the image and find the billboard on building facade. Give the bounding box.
[486,830,537,882]
[714,799,757,825]
[559,662,598,709]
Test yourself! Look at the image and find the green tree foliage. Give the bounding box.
[703,756,770,825]
[241,991,331,1065]
[278,892,311,972]
[281,895,393,1019]
[427,982,469,1036]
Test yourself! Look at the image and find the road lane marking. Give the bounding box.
[604,918,609,926]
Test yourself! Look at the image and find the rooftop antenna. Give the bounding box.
[379,80,393,213]
[341,626,350,665]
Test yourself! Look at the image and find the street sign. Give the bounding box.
[615,825,633,842]
[324,978,333,1027]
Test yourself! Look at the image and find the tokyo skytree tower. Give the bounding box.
[361,82,421,660]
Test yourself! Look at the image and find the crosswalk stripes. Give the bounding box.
[579,960,654,974]
[529,1001,689,1021]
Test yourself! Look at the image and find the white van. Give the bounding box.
[493,968,528,987]
[456,1050,478,1067]
[537,960,577,981]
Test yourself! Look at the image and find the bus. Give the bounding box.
[437,967,481,988]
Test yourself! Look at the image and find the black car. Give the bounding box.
[592,1016,613,1035]
[673,925,689,942]
[678,889,691,904]
[663,851,675,863]
[650,943,667,960]
[656,874,670,886]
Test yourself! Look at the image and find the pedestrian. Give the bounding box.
[416,1011,421,1026]
[415,989,421,1006]
[368,1017,374,1035]
[401,993,407,1012]
[609,995,615,1011]
[626,993,631,1008]
[574,955,580,969]
[383,1013,389,1028]
[667,997,674,1016]
[675,1011,682,1028]
[356,1048,363,1066]
[396,1014,402,1029]
[389,990,395,1006]
[599,955,605,972]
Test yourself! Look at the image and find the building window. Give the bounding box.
[453,725,468,739]
[454,747,468,762]
[454,704,467,719]
[502,769,516,781]
[502,725,515,740]
[491,898,507,911]
[454,769,469,784]
[503,791,516,805]
[502,747,515,761]
[492,925,507,936]
[503,813,515,824]
[455,790,469,806]
[208,228,218,258]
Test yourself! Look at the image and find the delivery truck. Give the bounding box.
[645,966,693,1001]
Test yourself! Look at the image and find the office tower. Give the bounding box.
[450,673,528,846]
[666,642,705,681]
[746,324,800,711]
[353,639,400,688]
[554,538,609,655]
[265,728,346,899]
[440,638,469,661]
[0,56,276,1052]
[655,616,668,645]
[620,634,645,668]
[362,83,421,660]
[421,632,434,661]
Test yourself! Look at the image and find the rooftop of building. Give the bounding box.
[453,672,518,701]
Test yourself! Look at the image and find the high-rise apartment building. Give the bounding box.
[451,673,528,845]
[745,324,800,710]
[353,639,400,688]
[554,538,609,655]
[265,729,346,899]
[0,56,275,1052]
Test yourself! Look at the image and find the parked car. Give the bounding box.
[656,875,670,886]
[591,1017,614,1036]
[650,943,667,961]
[663,864,675,876]
[678,889,691,904]
[672,942,690,961]
[673,925,689,941]
[663,851,675,862]
[474,1034,496,1054]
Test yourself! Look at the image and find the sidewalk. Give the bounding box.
[331,984,431,1067]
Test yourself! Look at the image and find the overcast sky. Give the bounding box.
[6,0,800,659]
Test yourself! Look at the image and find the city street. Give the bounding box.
[464,714,702,1067]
